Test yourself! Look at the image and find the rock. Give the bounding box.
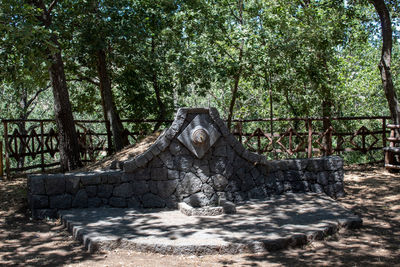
[79,173,101,185]
[167,170,180,180]
[45,174,66,195]
[240,174,255,191]
[97,184,113,198]
[106,172,121,184]
[135,154,149,168]
[325,156,343,171]
[72,190,88,208]
[157,180,178,198]
[174,155,193,171]
[50,194,72,209]
[127,197,141,208]
[65,175,80,194]
[286,170,301,182]
[142,193,166,208]
[248,187,265,199]
[311,183,324,194]
[133,169,151,181]
[156,136,171,152]
[307,158,325,172]
[88,197,102,208]
[212,174,228,191]
[202,183,215,198]
[30,195,49,209]
[210,157,227,173]
[180,173,202,195]
[131,180,149,195]
[113,183,133,198]
[86,186,97,197]
[149,157,164,168]
[149,180,158,194]
[151,167,168,181]
[159,152,175,169]
[109,197,127,208]
[317,172,329,186]
[183,192,210,207]
[29,175,46,195]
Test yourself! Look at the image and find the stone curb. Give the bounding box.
[58,208,362,254]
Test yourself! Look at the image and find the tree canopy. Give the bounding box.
[1,0,399,169]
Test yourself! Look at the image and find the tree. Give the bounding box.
[26,0,82,171]
[370,0,400,125]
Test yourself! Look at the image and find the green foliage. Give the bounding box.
[1,0,399,165]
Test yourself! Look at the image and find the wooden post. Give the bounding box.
[3,121,10,180]
[382,118,387,148]
[307,119,312,158]
[327,126,333,155]
[40,121,45,172]
[0,141,3,178]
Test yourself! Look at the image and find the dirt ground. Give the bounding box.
[0,164,399,267]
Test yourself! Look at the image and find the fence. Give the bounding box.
[1,116,391,179]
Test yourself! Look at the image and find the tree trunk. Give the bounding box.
[227,0,244,129]
[29,0,82,171]
[370,0,400,126]
[151,37,166,132]
[49,46,82,171]
[96,49,129,151]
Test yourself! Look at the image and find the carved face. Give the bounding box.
[191,128,209,145]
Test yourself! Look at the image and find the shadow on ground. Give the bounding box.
[1,164,399,266]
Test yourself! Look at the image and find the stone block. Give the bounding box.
[29,175,46,195]
[325,156,343,171]
[151,167,168,181]
[121,173,136,182]
[50,194,72,209]
[286,170,301,182]
[324,184,335,197]
[241,174,255,191]
[131,180,149,195]
[65,175,80,194]
[157,180,178,198]
[275,181,284,194]
[174,155,193,171]
[30,195,49,209]
[169,140,183,155]
[135,154,149,168]
[210,157,227,174]
[149,157,163,168]
[149,180,158,194]
[179,173,202,195]
[45,174,66,195]
[156,136,171,152]
[213,145,227,157]
[248,187,266,199]
[311,183,324,194]
[183,192,210,207]
[307,158,325,172]
[202,183,215,198]
[167,169,180,180]
[291,181,306,192]
[159,152,175,169]
[317,172,329,186]
[127,197,141,208]
[88,197,102,208]
[72,189,88,208]
[79,173,101,185]
[123,159,138,173]
[196,165,210,183]
[219,199,236,214]
[86,186,97,197]
[142,193,166,208]
[113,183,133,198]
[97,184,113,198]
[133,169,151,181]
[212,174,228,191]
[149,143,162,157]
[109,197,127,208]
[106,171,121,184]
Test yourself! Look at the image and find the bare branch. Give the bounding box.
[26,85,51,108]
[48,0,59,14]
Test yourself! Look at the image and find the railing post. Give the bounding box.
[40,121,45,172]
[0,141,3,178]
[3,121,10,180]
[327,126,333,156]
[382,118,387,148]
[307,119,312,158]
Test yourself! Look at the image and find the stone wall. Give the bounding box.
[28,108,345,219]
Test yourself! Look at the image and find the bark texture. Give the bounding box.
[31,0,82,171]
[96,49,129,151]
[371,0,400,125]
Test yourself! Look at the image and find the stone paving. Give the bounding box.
[59,193,362,254]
